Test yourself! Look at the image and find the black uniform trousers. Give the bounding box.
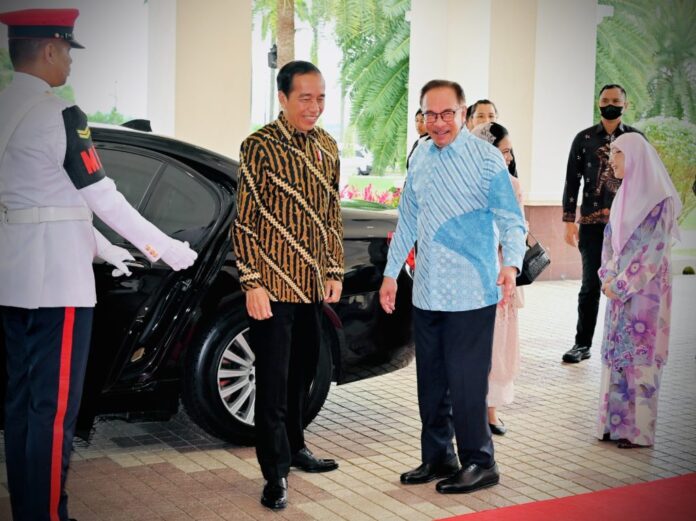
[575,223,606,347]
[248,301,321,481]
[1,306,93,521]
[413,304,496,469]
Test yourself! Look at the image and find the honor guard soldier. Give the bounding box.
[0,9,197,521]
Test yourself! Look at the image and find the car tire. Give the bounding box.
[182,305,334,445]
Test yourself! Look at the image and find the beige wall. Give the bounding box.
[175,0,252,160]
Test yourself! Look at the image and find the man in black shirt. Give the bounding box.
[561,84,641,363]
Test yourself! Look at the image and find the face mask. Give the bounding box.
[600,105,623,120]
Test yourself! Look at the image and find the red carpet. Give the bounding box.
[438,473,696,521]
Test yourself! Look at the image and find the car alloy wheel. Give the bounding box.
[183,306,335,445]
[216,327,256,427]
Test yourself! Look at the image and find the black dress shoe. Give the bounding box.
[562,344,591,363]
[489,419,507,436]
[291,447,339,473]
[436,463,500,494]
[261,477,288,510]
[400,458,460,484]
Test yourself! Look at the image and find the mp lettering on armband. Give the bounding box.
[62,105,106,189]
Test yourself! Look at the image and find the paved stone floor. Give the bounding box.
[1,279,695,521]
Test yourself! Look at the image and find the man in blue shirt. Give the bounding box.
[380,80,526,494]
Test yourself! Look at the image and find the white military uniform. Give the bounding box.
[0,72,174,309]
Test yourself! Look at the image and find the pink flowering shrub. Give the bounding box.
[340,184,401,208]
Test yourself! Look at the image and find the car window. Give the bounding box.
[93,148,163,243]
[99,148,163,208]
[141,164,219,246]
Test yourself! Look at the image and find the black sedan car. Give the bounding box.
[0,123,415,446]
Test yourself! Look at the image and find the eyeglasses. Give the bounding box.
[423,107,460,123]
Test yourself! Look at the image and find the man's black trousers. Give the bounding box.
[1,306,93,521]
[413,304,496,469]
[248,301,321,481]
[575,223,606,347]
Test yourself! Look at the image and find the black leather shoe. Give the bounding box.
[261,477,288,510]
[489,419,507,436]
[562,344,591,363]
[436,463,500,494]
[400,458,460,484]
[291,447,339,473]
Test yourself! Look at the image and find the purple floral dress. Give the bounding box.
[596,198,674,446]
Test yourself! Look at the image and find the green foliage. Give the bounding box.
[340,198,394,210]
[255,0,335,64]
[336,0,410,175]
[644,1,696,122]
[681,204,696,230]
[296,0,335,64]
[635,117,696,225]
[596,0,696,124]
[53,85,75,103]
[595,5,651,123]
[253,0,280,42]
[253,0,412,175]
[88,107,127,125]
[0,48,12,91]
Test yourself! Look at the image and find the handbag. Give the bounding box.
[516,232,550,286]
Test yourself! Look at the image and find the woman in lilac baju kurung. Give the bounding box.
[596,133,681,448]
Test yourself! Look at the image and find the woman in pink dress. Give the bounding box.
[471,122,524,435]
[597,133,681,448]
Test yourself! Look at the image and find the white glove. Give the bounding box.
[160,239,197,271]
[94,228,135,277]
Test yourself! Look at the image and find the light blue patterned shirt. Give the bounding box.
[385,129,527,312]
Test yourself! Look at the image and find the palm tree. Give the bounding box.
[644,1,696,122]
[596,0,696,124]
[296,0,334,64]
[276,0,295,68]
[256,0,335,67]
[253,0,296,68]
[595,0,653,122]
[335,0,411,174]
[254,0,411,173]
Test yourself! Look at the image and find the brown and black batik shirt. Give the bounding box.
[233,112,344,303]
[562,122,641,224]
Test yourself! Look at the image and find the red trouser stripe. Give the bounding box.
[50,307,75,521]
